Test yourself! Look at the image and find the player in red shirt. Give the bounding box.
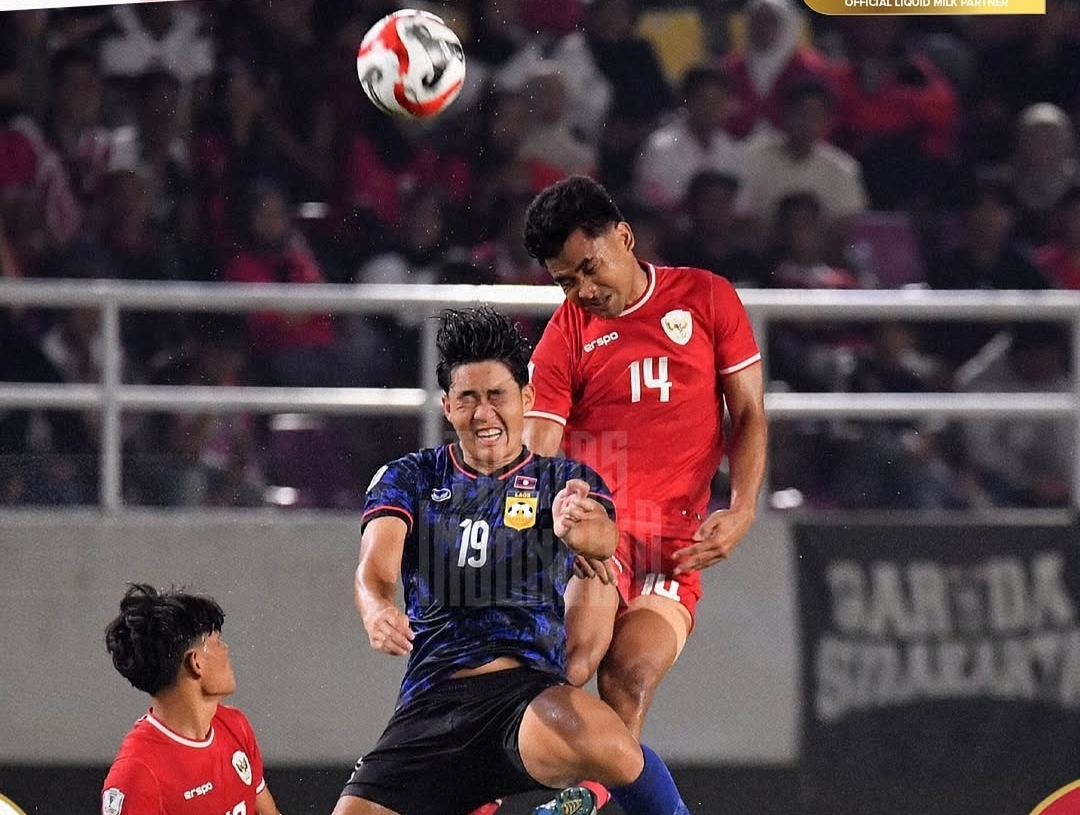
[102,584,282,815]
[521,175,767,812]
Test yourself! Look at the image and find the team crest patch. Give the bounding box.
[232,751,253,785]
[102,788,124,815]
[661,309,693,345]
[504,495,538,530]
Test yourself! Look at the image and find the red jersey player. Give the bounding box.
[520,175,767,814]
[102,584,282,815]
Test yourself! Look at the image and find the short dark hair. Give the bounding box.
[679,64,731,103]
[782,75,834,110]
[105,583,225,696]
[523,175,624,263]
[436,306,532,392]
[687,170,740,204]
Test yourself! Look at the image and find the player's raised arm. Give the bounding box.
[553,478,618,560]
[355,516,414,656]
[524,415,565,457]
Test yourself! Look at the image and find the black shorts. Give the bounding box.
[341,667,565,815]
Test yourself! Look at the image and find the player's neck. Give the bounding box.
[625,262,650,309]
[149,690,220,742]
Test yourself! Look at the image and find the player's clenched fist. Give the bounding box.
[365,605,415,656]
[552,478,594,539]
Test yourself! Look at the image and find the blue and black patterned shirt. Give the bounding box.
[361,443,615,706]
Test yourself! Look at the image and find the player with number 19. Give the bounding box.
[332,307,693,815]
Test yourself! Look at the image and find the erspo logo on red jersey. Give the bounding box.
[583,332,619,353]
[0,1,184,10]
[1030,780,1080,815]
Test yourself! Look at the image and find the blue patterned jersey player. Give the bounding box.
[331,306,693,815]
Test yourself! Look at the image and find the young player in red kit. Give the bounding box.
[102,583,282,815]
[522,175,768,814]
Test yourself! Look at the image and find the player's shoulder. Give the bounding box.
[213,703,253,733]
[371,447,442,483]
[653,263,729,287]
[655,264,741,301]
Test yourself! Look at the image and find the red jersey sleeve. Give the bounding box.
[102,758,162,815]
[710,275,761,375]
[527,306,576,425]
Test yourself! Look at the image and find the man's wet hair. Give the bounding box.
[105,583,225,696]
[436,306,532,392]
[523,175,624,264]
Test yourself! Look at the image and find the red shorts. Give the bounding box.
[610,528,702,629]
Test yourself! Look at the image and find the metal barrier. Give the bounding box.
[2,279,1079,512]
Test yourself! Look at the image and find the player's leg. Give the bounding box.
[518,684,643,789]
[597,592,691,738]
[519,685,690,815]
[562,572,620,687]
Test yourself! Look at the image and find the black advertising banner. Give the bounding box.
[797,521,1080,815]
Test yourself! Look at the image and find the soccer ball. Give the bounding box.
[356,9,466,119]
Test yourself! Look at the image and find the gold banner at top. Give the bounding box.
[805,0,1043,13]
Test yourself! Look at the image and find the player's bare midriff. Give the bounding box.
[451,656,526,678]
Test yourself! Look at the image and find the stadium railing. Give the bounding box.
[1,279,1078,513]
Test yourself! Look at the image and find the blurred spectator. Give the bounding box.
[137,315,264,508]
[340,110,469,240]
[966,0,1080,168]
[927,175,1051,368]
[721,0,834,141]
[550,0,673,193]
[461,0,541,111]
[1035,183,1080,289]
[955,323,1073,508]
[764,192,866,392]
[349,186,487,386]
[227,0,334,202]
[10,9,51,125]
[738,77,868,256]
[108,68,197,241]
[456,87,532,244]
[193,59,279,257]
[634,65,742,215]
[833,322,961,509]
[831,17,960,210]
[471,190,549,285]
[0,307,93,505]
[0,47,83,273]
[43,47,111,213]
[223,179,340,387]
[1006,102,1080,246]
[99,1,214,127]
[517,63,597,190]
[661,170,766,286]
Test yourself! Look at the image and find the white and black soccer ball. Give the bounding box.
[355,9,466,119]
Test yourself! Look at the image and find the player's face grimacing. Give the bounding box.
[442,361,535,473]
[545,222,649,319]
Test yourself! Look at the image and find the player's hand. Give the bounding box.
[672,507,756,575]
[552,478,591,539]
[364,606,414,656]
[572,554,618,584]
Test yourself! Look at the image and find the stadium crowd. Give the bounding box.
[0,0,1076,510]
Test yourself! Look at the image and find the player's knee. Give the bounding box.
[597,655,662,716]
[580,728,644,787]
